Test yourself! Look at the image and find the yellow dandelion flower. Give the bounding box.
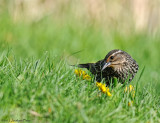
[124,85,134,92]
[106,92,112,97]
[96,82,112,96]
[106,87,112,97]
[96,82,107,93]
[124,86,128,92]
[129,85,135,98]
[74,69,80,76]
[128,101,134,106]
[124,85,135,98]
[74,69,91,81]
[129,85,134,92]
[96,82,101,87]
[82,71,86,76]
[83,74,91,81]
[101,85,107,93]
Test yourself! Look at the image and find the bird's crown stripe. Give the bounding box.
[110,50,122,56]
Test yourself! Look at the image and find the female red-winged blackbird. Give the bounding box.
[76,49,139,84]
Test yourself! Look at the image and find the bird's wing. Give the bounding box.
[76,59,104,75]
[92,60,104,73]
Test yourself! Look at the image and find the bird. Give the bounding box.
[76,49,139,84]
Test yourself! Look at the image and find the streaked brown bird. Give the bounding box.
[76,49,139,84]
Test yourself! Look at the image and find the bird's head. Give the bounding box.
[102,50,129,71]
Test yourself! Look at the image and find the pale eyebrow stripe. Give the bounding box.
[111,50,122,56]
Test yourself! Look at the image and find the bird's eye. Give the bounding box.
[110,56,114,60]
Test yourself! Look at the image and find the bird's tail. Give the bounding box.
[72,63,93,70]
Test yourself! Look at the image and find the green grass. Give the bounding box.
[0,13,160,123]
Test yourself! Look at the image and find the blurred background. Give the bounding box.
[0,0,160,89]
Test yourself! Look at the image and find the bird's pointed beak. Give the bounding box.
[102,62,111,71]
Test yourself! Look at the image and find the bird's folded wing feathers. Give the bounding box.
[76,59,104,75]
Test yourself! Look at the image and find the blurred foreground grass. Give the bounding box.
[0,1,160,122]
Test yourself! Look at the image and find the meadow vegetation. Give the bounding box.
[0,0,160,122]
